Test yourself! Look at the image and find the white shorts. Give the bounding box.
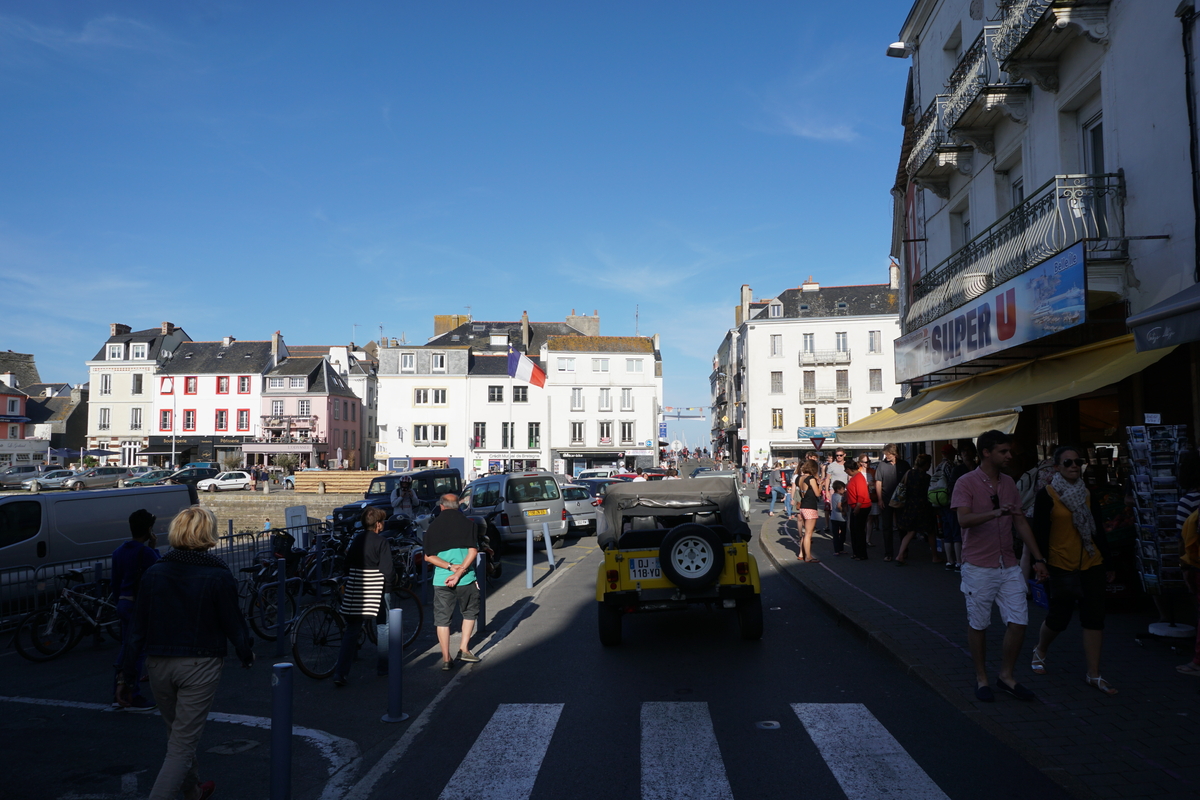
[960,563,1028,631]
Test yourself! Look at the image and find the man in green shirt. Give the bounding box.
[424,494,481,671]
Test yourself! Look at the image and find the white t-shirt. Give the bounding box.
[632,476,647,482]
[830,493,845,522]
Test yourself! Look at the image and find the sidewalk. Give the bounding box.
[757,513,1200,800]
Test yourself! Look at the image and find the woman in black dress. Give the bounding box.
[895,453,935,565]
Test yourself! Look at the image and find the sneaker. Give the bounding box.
[124,696,157,713]
[954,564,962,572]
[441,660,454,671]
[457,650,481,664]
[944,562,956,571]
[332,676,347,687]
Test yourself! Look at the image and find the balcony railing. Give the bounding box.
[993,0,1054,65]
[906,173,1125,331]
[906,95,950,177]
[800,389,852,403]
[994,0,1111,89]
[799,350,851,366]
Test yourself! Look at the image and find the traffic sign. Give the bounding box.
[741,445,749,453]
[810,437,826,451]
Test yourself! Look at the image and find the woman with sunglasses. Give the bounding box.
[1029,446,1116,695]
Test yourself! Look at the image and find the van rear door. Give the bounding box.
[0,498,46,566]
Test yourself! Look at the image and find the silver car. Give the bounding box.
[63,466,133,491]
[461,471,568,544]
[20,469,77,491]
[561,483,598,532]
[0,464,47,488]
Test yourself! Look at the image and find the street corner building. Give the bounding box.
[711,274,903,466]
[839,0,1200,456]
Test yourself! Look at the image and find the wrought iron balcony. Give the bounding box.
[942,27,1028,150]
[905,172,1125,332]
[800,389,852,403]
[798,350,851,366]
[906,95,973,196]
[994,0,1111,92]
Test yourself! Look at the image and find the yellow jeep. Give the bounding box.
[595,476,762,645]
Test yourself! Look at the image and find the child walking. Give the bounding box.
[830,481,847,556]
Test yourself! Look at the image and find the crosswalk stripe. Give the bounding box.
[641,702,735,800]
[437,703,563,800]
[792,703,950,800]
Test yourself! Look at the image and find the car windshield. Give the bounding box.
[368,478,391,495]
[505,476,560,503]
[563,487,589,500]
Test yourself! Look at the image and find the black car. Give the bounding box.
[574,478,623,499]
[162,467,219,487]
[329,467,462,535]
[757,468,794,501]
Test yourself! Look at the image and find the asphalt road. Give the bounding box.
[0,495,1072,800]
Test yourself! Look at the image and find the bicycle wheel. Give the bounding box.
[17,609,76,661]
[389,588,423,650]
[249,589,297,641]
[291,604,344,680]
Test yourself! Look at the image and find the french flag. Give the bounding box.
[507,346,546,388]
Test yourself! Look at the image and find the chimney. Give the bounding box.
[801,276,820,292]
[222,335,235,347]
[0,373,16,389]
[521,311,530,349]
[738,284,752,326]
[652,333,660,351]
[889,260,901,290]
[271,331,281,366]
[161,322,175,336]
[565,309,601,337]
[110,323,131,337]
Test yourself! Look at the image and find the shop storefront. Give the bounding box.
[242,440,328,470]
[555,448,644,476]
[146,435,254,468]
[471,450,540,476]
[0,438,49,468]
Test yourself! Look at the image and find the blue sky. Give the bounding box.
[1,1,910,447]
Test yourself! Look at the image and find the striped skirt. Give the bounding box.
[340,567,386,617]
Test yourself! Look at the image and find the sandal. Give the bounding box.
[805,557,821,563]
[1176,662,1200,676]
[1085,675,1118,695]
[883,556,893,562]
[1031,647,1047,675]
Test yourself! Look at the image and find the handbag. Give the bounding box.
[888,473,908,509]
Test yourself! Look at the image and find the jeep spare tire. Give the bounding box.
[659,524,725,590]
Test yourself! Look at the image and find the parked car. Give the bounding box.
[19,469,76,491]
[689,466,714,478]
[574,478,623,500]
[127,466,155,476]
[329,468,462,535]
[460,470,568,544]
[184,462,221,471]
[561,483,599,532]
[126,469,174,487]
[62,466,133,491]
[161,467,219,487]
[577,467,620,480]
[0,464,48,488]
[595,477,761,646]
[197,471,253,493]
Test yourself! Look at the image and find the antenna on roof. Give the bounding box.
[352,323,360,343]
[465,305,472,321]
[635,304,639,336]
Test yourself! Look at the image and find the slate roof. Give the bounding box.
[90,327,190,362]
[264,357,358,398]
[23,383,70,397]
[0,380,28,397]
[426,321,585,354]
[469,354,518,376]
[0,351,41,388]
[749,284,900,320]
[268,357,322,377]
[545,336,656,354]
[25,396,72,424]
[159,341,275,375]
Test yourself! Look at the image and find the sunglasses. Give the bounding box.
[835,454,845,458]
[1059,459,1085,467]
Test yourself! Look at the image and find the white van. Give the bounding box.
[577,467,620,480]
[0,484,196,570]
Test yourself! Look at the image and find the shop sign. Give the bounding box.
[0,438,50,453]
[795,427,837,441]
[895,241,1087,383]
[624,448,653,456]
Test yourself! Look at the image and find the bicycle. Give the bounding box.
[290,577,423,680]
[14,570,119,662]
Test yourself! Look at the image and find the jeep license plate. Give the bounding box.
[629,557,661,580]
[527,508,548,516]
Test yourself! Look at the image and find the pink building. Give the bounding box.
[245,357,364,469]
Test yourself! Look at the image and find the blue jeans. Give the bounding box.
[769,487,792,515]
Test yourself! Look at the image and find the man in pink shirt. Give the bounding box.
[952,430,1049,703]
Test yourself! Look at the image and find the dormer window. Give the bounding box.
[131,344,147,360]
[799,304,810,314]
[836,301,849,315]
[107,344,123,360]
[489,335,507,346]
[769,303,782,318]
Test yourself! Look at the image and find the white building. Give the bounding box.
[86,322,191,465]
[149,334,284,467]
[841,0,1200,452]
[713,277,902,466]
[544,334,664,475]
[376,310,664,477]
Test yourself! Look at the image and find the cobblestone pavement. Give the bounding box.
[755,508,1200,800]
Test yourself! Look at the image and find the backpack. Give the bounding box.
[1183,509,1200,570]
[928,462,952,508]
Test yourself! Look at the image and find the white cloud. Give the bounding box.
[0,15,175,56]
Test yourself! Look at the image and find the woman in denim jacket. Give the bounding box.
[122,506,254,800]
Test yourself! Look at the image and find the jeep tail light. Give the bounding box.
[500,512,509,527]
[736,562,749,583]
[607,569,618,590]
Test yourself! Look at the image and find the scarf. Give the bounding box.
[1051,473,1097,558]
[163,548,231,571]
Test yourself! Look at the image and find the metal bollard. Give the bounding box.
[270,663,293,800]
[381,607,409,723]
[314,534,324,601]
[476,553,487,635]
[94,560,104,585]
[526,528,535,589]
[275,557,288,658]
[542,522,555,571]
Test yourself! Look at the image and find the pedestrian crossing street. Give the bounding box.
[433,702,951,800]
